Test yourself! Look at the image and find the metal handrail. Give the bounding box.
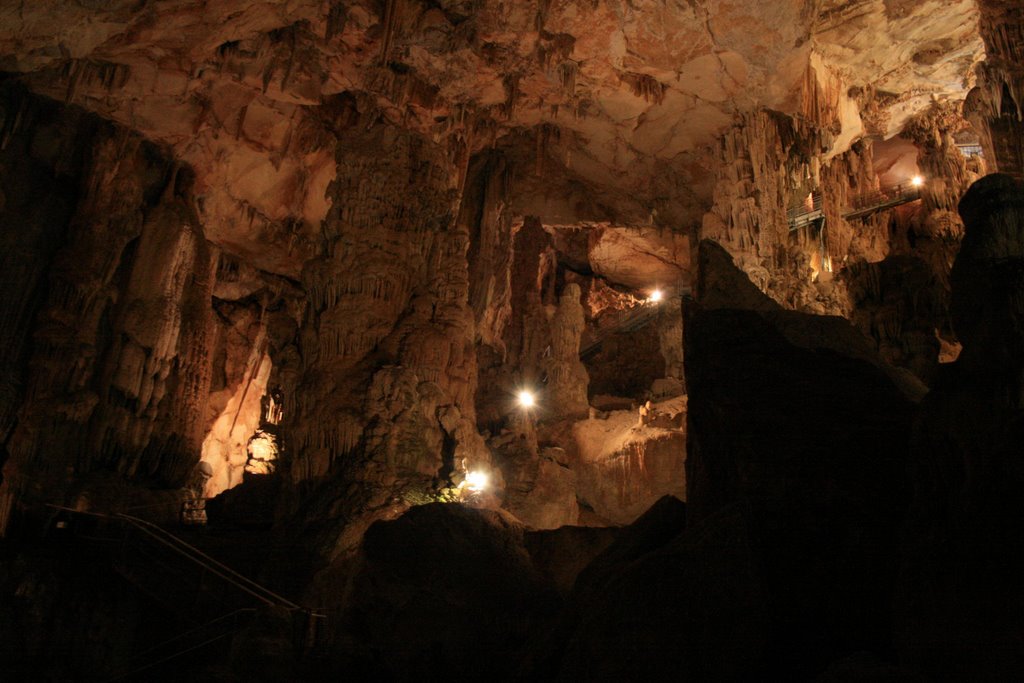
[788,178,923,230]
[125,607,257,661]
[116,512,303,611]
[787,190,823,219]
[107,630,235,682]
[580,303,658,359]
[105,607,257,682]
[45,504,317,615]
[843,180,921,219]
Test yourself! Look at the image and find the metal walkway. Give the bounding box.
[580,303,661,360]
[580,287,692,360]
[788,179,922,231]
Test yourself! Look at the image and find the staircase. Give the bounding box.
[46,505,322,680]
[581,291,696,360]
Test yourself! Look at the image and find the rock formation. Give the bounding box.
[0,1,1021,679]
[897,174,1024,677]
[966,0,1024,177]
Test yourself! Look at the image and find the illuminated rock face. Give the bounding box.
[0,1,995,534]
[966,0,1024,177]
[572,397,686,525]
[0,93,222,528]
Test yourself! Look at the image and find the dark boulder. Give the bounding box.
[896,174,1024,678]
[342,503,560,679]
[685,240,917,676]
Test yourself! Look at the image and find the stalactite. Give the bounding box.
[502,74,519,120]
[621,72,667,105]
[326,2,348,40]
[379,0,403,66]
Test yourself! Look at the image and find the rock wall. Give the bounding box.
[965,0,1024,178]
[572,398,687,525]
[701,107,851,316]
[0,88,219,531]
[897,174,1024,677]
[275,116,495,558]
[200,297,272,497]
[686,239,917,675]
[702,95,981,385]
[0,87,281,533]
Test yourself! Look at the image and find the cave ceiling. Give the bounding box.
[0,0,983,277]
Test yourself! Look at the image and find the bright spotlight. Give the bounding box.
[465,470,489,492]
[649,289,664,303]
[911,175,925,188]
[517,390,536,408]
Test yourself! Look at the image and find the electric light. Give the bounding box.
[911,175,925,188]
[517,389,536,408]
[465,470,489,492]
[649,289,664,303]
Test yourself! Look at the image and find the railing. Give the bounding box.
[578,285,693,360]
[119,512,303,610]
[843,180,921,220]
[46,504,324,678]
[580,301,662,360]
[788,179,923,230]
[787,191,824,230]
[106,608,256,682]
[48,505,308,613]
[957,143,984,158]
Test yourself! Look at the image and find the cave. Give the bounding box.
[1,1,1023,680]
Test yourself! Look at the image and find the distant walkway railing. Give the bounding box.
[787,191,824,230]
[843,179,922,220]
[788,178,923,230]
[957,143,983,158]
[580,287,691,359]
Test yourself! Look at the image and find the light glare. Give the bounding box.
[649,289,664,303]
[465,470,489,492]
[911,175,925,188]
[517,390,536,408]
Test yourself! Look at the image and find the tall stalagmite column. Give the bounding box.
[965,0,1024,177]
[284,119,491,558]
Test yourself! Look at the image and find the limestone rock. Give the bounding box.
[523,525,619,596]
[342,503,560,678]
[572,397,686,525]
[552,504,768,680]
[897,174,1024,678]
[686,242,917,674]
[542,283,589,419]
[506,450,580,531]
